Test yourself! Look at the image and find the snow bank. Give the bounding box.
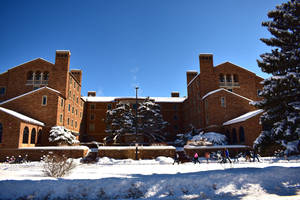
[19,146,89,150]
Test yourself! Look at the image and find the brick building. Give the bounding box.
[0,51,263,149]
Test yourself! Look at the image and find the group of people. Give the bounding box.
[173,148,260,164]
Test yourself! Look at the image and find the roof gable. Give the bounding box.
[202,88,253,102]
[0,107,44,126]
[223,109,263,126]
[0,87,61,105]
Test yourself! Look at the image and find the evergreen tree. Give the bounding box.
[104,103,134,144]
[137,97,168,142]
[253,0,300,150]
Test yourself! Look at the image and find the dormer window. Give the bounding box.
[233,74,239,82]
[226,74,232,82]
[219,74,224,82]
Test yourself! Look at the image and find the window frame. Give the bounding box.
[42,95,47,106]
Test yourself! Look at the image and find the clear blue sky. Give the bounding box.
[0,0,285,98]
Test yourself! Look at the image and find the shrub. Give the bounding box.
[42,153,76,177]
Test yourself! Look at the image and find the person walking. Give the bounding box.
[173,153,180,165]
[224,149,232,163]
[205,152,210,164]
[193,152,200,164]
[253,148,260,162]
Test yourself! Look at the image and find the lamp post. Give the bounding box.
[135,86,139,160]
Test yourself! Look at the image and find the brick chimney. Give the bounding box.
[186,71,198,85]
[88,91,96,97]
[171,91,180,97]
[71,70,82,84]
[199,54,213,74]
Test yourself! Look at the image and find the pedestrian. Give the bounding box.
[205,152,210,164]
[253,147,260,162]
[245,149,251,162]
[173,153,180,165]
[224,149,232,163]
[193,152,200,164]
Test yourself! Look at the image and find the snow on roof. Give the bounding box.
[98,146,175,150]
[184,144,250,149]
[19,146,89,150]
[0,107,44,126]
[186,70,198,73]
[202,88,253,102]
[82,96,186,103]
[187,73,200,87]
[0,87,61,105]
[151,97,186,103]
[82,96,117,102]
[223,109,264,126]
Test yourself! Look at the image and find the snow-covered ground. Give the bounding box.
[1,156,300,199]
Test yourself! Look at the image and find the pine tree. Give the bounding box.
[104,103,134,144]
[253,0,300,150]
[137,97,168,142]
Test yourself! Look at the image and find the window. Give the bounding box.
[219,74,224,82]
[239,127,245,143]
[74,82,76,88]
[107,104,112,110]
[173,105,177,110]
[233,74,239,82]
[232,128,237,144]
[221,97,226,107]
[76,97,78,104]
[30,128,36,144]
[0,123,2,143]
[174,115,178,120]
[226,74,232,82]
[75,121,77,128]
[60,114,63,123]
[73,94,75,101]
[35,71,41,81]
[77,85,79,92]
[72,107,74,114]
[68,104,71,112]
[89,124,95,131]
[69,91,71,98]
[22,127,29,144]
[91,114,95,120]
[90,104,95,109]
[225,130,231,144]
[43,72,49,81]
[80,112,82,118]
[71,120,73,127]
[0,87,6,96]
[61,99,64,107]
[75,109,78,116]
[37,130,42,144]
[174,125,178,130]
[42,96,47,106]
[67,118,70,125]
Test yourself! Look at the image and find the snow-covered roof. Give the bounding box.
[0,107,45,126]
[223,109,264,126]
[202,88,253,102]
[184,145,250,149]
[0,87,61,105]
[82,96,186,103]
[19,146,89,150]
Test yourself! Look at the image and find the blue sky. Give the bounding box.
[0,0,285,98]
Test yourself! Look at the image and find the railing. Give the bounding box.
[26,80,48,85]
[219,82,239,87]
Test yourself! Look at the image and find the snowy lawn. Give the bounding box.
[0,156,300,199]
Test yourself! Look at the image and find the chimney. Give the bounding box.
[88,91,96,97]
[199,54,213,74]
[55,50,71,71]
[171,91,180,97]
[186,71,198,85]
[71,70,82,84]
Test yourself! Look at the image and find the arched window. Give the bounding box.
[239,126,245,143]
[27,71,34,80]
[43,71,49,80]
[0,123,3,143]
[232,128,237,144]
[37,130,42,144]
[35,71,41,80]
[22,127,29,144]
[226,74,232,82]
[225,129,231,144]
[219,74,224,82]
[30,128,36,144]
[233,74,239,82]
